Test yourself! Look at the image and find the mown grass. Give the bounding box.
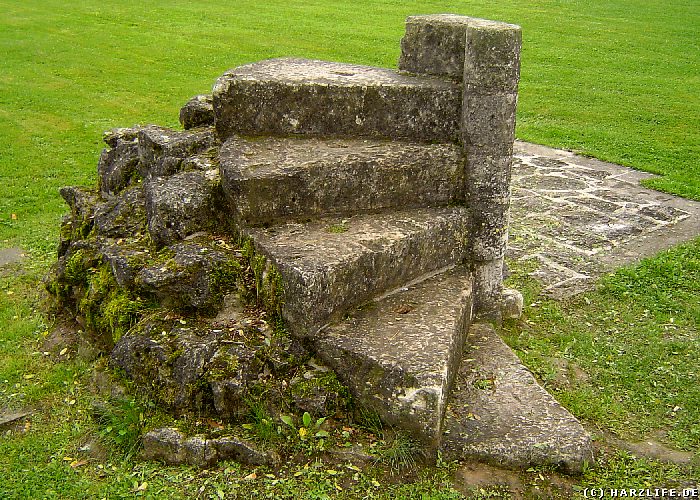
[503,239,700,453]
[0,0,698,255]
[1,0,699,497]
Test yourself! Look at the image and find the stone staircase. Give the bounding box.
[52,13,594,472]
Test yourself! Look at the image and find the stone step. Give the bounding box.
[213,58,461,143]
[441,323,594,473]
[314,266,473,449]
[220,136,465,226]
[244,207,469,337]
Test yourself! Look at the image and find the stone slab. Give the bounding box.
[441,323,593,473]
[509,141,700,297]
[0,248,25,268]
[213,58,461,142]
[220,136,465,225]
[244,207,469,337]
[316,266,473,449]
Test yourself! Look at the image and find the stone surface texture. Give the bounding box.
[220,136,465,225]
[213,58,462,142]
[135,239,239,312]
[442,323,593,473]
[141,427,276,467]
[137,125,216,179]
[244,207,469,337]
[460,17,522,315]
[316,266,473,449]
[179,94,215,130]
[509,141,700,297]
[145,169,226,248]
[98,127,142,195]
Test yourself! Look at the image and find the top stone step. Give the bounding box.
[213,58,461,142]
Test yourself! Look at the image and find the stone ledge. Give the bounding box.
[316,266,473,449]
[244,207,470,337]
[220,136,465,225]
[441,323,594,474]
[213,58,461,142]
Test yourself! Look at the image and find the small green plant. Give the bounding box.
[91,396,148,459]
[375,432,425,472]
[242,399,279,443]
[280,412,329,450]
[325,222,348,234]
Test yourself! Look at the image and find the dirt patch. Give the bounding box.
[453,461,578,499]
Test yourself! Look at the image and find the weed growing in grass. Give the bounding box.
[375,431,425,472]
[91,396,148,459]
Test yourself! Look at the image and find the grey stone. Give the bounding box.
[220,136,465,225]
[60,186,99,221]
[179,94,215,130]
[470,200,510,261]
[208,343,264,419]
[462,93,518,154]
[0,248,25,269]
[316,266,473,450]
[111,327,220,412]
[137,125,216,179]
[99,241,153,287]
[501,288,523,319]
[93,185,147,239]
[441,323,594,473]
[213,58,462,143]
[141,427,276,467]
[213,435,277,466]
[472,258,505,318]
[399,14,472,79]
[464,19,522,93]
[98,127,141,195]
[141,427,188,464]
[467,154,513,201]
[136,240,240,313]
[244,207,469,337]
[145,170,227,248]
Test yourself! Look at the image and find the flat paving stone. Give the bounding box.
[0,247,26,277]
[510,141,700,297]
[441,323,593,473]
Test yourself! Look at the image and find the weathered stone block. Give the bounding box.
[93,185,147,239]
[466,154,513,201]
[399,14,472,79]
[220,136,465,225]
[464,19,522,92]
[502,288,524,319]
[442,324,593,473]
[136,240,239,313]
[137,125,216,179]
[98,127,141,195]
[145,170,226,248]
[470,200,510,261]
[316,266,473,449]
[244,207,469,337]
[99,242,152,288]
[179,94,215,130]
[472,258,505,317]
[462,93,517,154]
[213,58,462,142]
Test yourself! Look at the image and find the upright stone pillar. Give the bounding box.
[462,19,521,318]
[400,14,521,318]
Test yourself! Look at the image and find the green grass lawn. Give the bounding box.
[1,0,699,497]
